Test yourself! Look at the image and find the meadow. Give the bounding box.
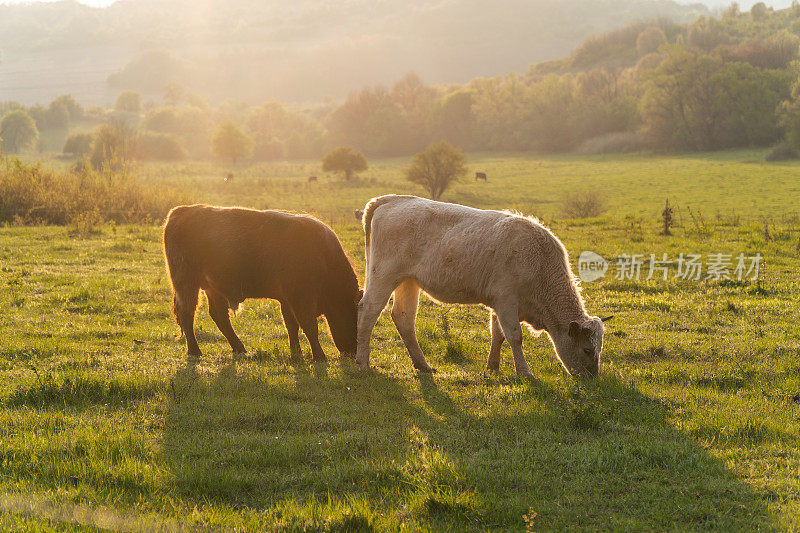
[0,150,799,531]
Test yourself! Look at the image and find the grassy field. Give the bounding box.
[1,150,799,531]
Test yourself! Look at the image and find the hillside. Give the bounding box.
[0,0,708,105]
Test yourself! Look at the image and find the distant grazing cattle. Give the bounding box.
[307,176,318,183]
[475,172,487,181]
[355,195,610,378]
[163,205,361,361]
[224,172,234,183]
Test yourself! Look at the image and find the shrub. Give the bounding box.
[0,156,185,225]
[135,132,187,161]
[405,141,467,199]
[62,132,93,157]
[562,190,607,219]
[765,141,799,161]
[322,146,368,180]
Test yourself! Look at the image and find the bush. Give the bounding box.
[405,141,467,199]
[62,132,93,157]
[0,156,185,225]
[135,132,187,161]
[562,190,607,218]
[765,141,799,161]
[322,146,368,180]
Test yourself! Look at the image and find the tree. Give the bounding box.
[750,2,768,21]
[114,91,142,114]
[636,26,667,57]
[0,110,39,153]
[162,83,184,106]
[62,132,93,157]
[90,121,137,169]
[135,132,187,161]
[321,147,368,180]
[641,45,789,151]
[405,141,467,200]
[52,95,83,121]
[211,120,253,163]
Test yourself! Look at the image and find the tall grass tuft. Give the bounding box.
[562,190,607,219]
[0,156,186,225]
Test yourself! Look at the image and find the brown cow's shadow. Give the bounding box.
[162,363,775,530]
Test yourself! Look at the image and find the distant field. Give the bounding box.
[1,151,798,530]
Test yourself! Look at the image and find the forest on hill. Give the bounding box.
[0,0,706,104]
[4,2,800,161]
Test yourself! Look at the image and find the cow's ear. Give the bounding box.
[568,321,581,339]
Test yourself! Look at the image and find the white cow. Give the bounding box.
[355,195,611,378]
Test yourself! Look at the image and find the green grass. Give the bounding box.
[0,150,799,530]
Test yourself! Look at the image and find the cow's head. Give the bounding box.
[562,315,611,379]
[327,289,363,357]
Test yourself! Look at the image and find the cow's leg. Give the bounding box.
[486,310,505,371]
[173,286,201,357]
[294,302,326,362]
[356,280,396,371]
[493,305,532,377]
[280,302,302,360]
[206,289,246,354]
[391,279,433,372]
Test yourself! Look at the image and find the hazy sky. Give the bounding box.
[0,0,796,8]
[2,0,117,6]
[682,0,794,8]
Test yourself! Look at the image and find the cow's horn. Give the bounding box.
[600,315,614,322]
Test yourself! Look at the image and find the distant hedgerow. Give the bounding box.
[0,156,186,225]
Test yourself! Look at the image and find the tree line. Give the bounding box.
[4,3,800,161]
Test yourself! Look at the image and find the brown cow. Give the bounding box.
[163,204,361,361]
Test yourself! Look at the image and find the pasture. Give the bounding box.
[1,151,799,531]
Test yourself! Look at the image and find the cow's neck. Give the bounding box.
[539,291,587,340]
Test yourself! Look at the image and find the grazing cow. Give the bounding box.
[163,205,361,361]
[356,195,610,378]
[475,172,487,181]
[224,172,234,182]
[353,209,364,221]
[308,176,318,183]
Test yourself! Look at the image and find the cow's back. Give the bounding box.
[366,196,559,304]
[164,205,345,307]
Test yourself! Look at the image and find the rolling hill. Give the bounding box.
[0,0,709,105]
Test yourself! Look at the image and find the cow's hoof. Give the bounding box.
[486,364,500,372]
[415,365,436,373]
[232,346,247,355]
[357,362,371,372]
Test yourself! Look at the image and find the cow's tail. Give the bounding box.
[162,206,196,331]
[361,195,400,269]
